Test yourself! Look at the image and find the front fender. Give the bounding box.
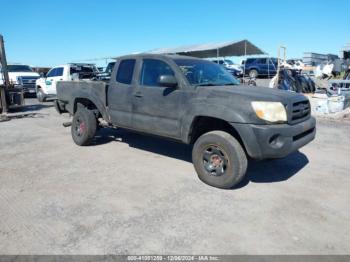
[180,102,249,143]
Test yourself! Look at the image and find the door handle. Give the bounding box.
[134,92,143,98]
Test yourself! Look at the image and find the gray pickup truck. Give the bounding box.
[55,54,316,189]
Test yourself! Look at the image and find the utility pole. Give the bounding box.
[0,34,9,114]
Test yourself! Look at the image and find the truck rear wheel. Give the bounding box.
[71,105,97,146]
[192,131,247,189]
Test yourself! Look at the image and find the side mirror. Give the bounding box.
[158,75,177,88]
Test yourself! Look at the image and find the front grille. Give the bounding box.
[19,76,39,92]
[21,76,39,85]
[290,100,310,123]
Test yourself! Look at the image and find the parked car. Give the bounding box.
[35,63,99,102]
[212,59,242,70]
[55,54,316,189]
[212,59,243,77]
[244,57,278,78]
[0,64,40,95]
[225,67,242,77]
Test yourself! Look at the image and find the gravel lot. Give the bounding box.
[0,98,349,255]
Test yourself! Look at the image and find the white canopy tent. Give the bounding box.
[148,39,265,58]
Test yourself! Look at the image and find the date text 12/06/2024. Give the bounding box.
[127,255,220,261]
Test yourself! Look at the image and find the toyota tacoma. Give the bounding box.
[55,54,316,189]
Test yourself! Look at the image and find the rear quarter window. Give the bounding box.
[116,59,136,84]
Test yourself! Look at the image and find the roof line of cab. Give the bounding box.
[114,53,203,61]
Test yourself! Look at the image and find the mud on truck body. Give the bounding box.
[55,54,316,189]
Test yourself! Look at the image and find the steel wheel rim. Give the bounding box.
[202,144,229,176]
[74,117,85,137]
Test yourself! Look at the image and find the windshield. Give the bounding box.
[174,59,239,86]
[70,66,94,74]
[7,65,33,72]
[70,65,98,77]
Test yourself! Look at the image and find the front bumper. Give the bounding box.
[233,116,316,160]
[24,87,36,94]
[14,84,35,94]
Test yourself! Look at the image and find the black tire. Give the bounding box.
[37,89,46,102]
[249,69,258,78]
[71,104,97,146]
[192,131,248,189]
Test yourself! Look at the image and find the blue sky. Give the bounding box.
[1,0,349,67]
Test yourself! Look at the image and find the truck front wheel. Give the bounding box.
[192,131,248,189]
[71,105,97,146]
[37,89,46,102]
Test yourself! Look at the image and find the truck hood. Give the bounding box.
[197,84,306,104]
[7,72,40,81]
[195,84,308,124]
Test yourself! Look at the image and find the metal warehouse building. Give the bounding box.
[302,52,339,66]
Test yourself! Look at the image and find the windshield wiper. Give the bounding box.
[221,83,238,86]
[195,82,238,87]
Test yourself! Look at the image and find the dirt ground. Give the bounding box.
[0,98,349,254]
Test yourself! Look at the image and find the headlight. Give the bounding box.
[251,101,287,123]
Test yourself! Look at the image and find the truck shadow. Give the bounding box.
[92,128,309,188]
[8,102,53,113]
[233,152,309,189]
[93,127,192,162]
[21,103,53,112]
[4,102,52,120]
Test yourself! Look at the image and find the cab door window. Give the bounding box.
[46,68,57,77]
[55,67,64,77]
[139,59,174,87]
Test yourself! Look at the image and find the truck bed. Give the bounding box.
[56,80,108,118]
